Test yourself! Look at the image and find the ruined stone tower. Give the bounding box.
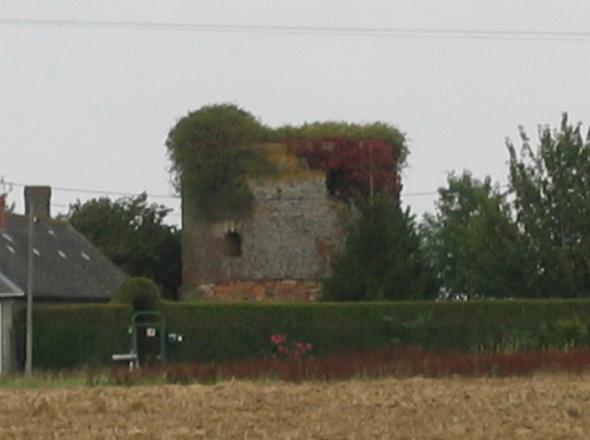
[180,144,346,301]
[169,105,404,302]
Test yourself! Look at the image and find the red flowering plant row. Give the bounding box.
[270,334,313,360]
[287,137,401,203]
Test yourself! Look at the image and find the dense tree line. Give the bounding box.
[325,113,590,300]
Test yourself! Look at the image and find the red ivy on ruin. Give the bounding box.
[287,137,401,203]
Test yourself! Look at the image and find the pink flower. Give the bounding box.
[270,334,287,345]
[270,333,314,360]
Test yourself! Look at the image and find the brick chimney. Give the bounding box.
[24,186,51,219]
[0,194,5,229]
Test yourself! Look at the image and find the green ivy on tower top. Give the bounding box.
[166,103,406,223]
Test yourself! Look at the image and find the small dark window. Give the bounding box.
[224,231,242,257]
[326,169,346,198]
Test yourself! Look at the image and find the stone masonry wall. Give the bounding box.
[181,172,346,301]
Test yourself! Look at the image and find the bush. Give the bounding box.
[112,277,162,311]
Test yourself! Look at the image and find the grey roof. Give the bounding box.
[0,213,126,301]
[0,270,22,296]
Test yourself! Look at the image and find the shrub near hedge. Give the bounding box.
[23,303,132,370]
[111,277,162,311]
[162,300,590,363]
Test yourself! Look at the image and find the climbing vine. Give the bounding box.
[165,104,270,222]
[166,104,406,222]
[288,137,400,203]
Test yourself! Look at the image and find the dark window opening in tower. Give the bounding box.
[326,169,346,199]
[224,231,242,257]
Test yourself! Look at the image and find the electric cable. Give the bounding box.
[1,17,590,42]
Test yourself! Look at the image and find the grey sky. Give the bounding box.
[2,1,590,225]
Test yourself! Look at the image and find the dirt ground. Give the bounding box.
[1,375,589,439]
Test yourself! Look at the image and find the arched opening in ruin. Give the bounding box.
[223,231,242,257]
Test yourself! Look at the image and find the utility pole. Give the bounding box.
[25,202,34,376]
[366,141,375,206]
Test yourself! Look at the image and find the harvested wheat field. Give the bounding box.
[1,376,589,439]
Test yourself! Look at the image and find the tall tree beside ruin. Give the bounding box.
[322,194,436,301]
[422,171,529,299]
[507,113,590,297]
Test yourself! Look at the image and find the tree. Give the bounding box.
[422,171,529,298]
[65,193,181,300]
[322,194,436,301]
[507,113,590,297]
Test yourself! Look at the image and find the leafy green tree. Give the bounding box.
[65,193,181,300]
[507,113,590,297]
[422,171,529,298]
[322,194,436,301]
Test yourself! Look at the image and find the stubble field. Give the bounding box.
[0,375,589,439]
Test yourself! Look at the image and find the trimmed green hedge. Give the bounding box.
[19,300,590,370]
[162,300,590,362]
[18,304,132,370]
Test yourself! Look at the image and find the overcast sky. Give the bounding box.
[2,1,590,225]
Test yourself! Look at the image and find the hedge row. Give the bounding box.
[22,300,590,369]
[161,299,590,363]
[17,304,132,370]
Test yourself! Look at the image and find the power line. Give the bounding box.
[7,181,180,200]
[2,17,590,42]
[8,179,442,202]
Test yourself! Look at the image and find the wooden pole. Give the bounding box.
[368,142,374,205]
[25,203,34,376]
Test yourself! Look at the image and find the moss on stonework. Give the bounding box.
[250,143,321,183]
